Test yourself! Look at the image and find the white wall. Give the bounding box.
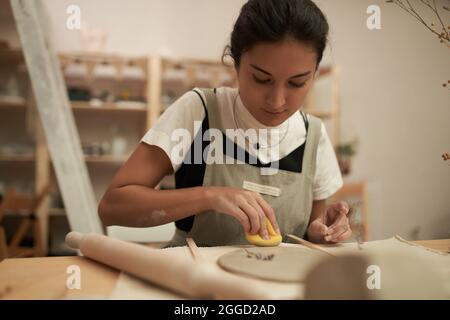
[314,0,450,241]
[43,0,245,58]
[41,0,450,241]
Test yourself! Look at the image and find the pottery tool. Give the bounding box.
[286,234,336,257]
[186,237,205,262]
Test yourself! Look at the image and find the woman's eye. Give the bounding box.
[289,82,306,88]
[253,75,271,84]
[253,75,305,88]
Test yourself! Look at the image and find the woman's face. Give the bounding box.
[236,38,317,127]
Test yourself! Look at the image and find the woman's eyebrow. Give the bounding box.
[250,64,311,79]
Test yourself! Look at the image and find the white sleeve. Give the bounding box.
[312,123,343,200]
[141,90,206,172]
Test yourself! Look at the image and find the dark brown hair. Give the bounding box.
[223,0,329,69]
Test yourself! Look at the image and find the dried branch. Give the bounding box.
[424,0,449,40]
[442,152,450,165]
[387,0,450,43]
[387,0,450,88]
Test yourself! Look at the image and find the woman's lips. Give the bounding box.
[263,109,286,115]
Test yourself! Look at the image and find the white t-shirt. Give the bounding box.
[141,87,343,200]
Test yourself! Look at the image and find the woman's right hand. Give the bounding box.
[204,186,280,240]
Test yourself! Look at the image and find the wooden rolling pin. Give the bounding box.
[65,232,269,299]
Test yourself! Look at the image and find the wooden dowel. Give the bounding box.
[186,238,204,262]
[286,234,336,257]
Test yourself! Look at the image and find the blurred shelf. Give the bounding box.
[48,208,66,216]
[0,154,128,164]
[0,48,24,66]
[71,101,147,113]
[59,52,148,83]
[0,154,35,162]
[0,96,27,110]
[0,98,149,113]
[84,155,128,163]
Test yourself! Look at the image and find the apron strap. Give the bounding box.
[193,87,322,180]
[301,114,322,179]
[195,87,219,129]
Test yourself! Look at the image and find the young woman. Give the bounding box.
[99,0,352,247]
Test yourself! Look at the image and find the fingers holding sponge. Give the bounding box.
[245,218,282,247]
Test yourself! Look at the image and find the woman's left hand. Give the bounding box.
[306,201,352,244]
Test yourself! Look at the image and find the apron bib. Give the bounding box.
[167,88,322,247]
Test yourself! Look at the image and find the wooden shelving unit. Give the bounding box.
[0,45,50,255]
[1,50,159,253]
[46,52,153,220]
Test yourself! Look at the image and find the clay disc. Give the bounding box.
[217,246,326,282]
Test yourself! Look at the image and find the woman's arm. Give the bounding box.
[98,142,211,227]
[98,142,278,239]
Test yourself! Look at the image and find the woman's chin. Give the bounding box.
[259,116,288,127]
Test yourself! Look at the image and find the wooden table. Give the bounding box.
[0,239,449,299]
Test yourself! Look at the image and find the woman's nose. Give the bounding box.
[266,86,286,110]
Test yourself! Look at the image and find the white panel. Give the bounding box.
[107,223,175,243]
[10,0,103,234]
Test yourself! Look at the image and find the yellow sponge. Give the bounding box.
[245,218,282,247]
